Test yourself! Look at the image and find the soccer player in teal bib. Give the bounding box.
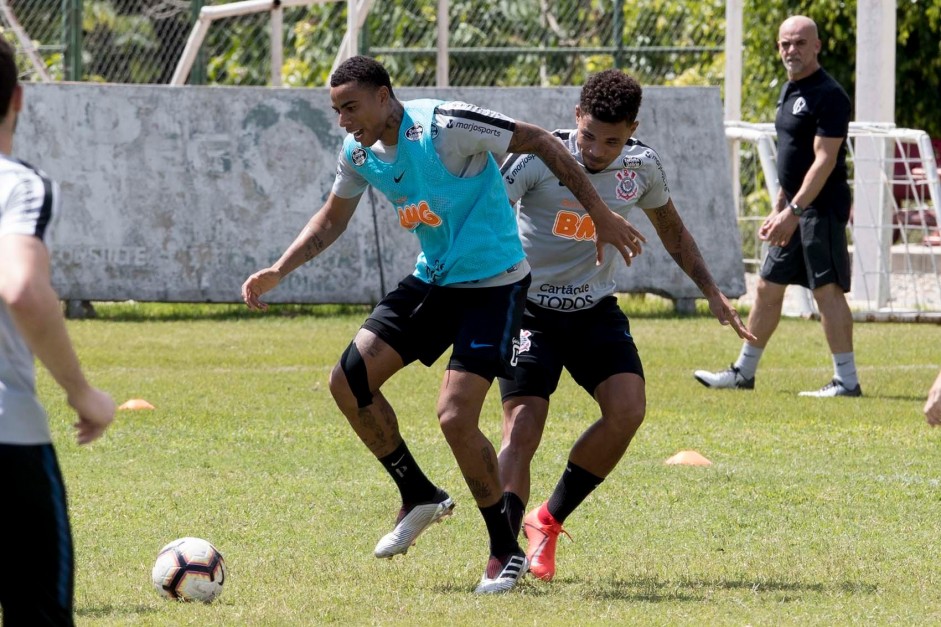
[242,56,645,594]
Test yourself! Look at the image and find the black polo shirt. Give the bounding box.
[775,67,851,212]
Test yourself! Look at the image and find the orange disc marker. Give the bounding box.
[118,398,155,410]
[664,450,712,466]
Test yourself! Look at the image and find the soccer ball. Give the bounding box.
[151,537,226,603]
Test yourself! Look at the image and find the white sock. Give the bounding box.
[733,344,764,379]
[833,352,858,389]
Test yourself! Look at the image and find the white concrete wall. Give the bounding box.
[18,83,745,303]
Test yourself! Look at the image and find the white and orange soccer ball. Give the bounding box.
[151,537,226,603]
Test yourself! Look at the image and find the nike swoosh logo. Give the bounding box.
[470,340,494,349]
[836,361,850,367]
[390,454,406,467]
[814,270,830,278]
[393,172,405,183]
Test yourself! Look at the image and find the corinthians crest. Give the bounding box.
[615,169,639,202]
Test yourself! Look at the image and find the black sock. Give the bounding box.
[502,491,525,538]
[378,441,438,505]
[546,461,604,523]
[480,500,520,557]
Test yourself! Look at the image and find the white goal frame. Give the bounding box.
[727,121,941,322]
[170,0,374,87]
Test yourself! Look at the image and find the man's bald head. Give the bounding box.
[777,15,822,81]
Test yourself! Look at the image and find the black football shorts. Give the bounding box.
[498,295,644,401]
[362,273,531,382]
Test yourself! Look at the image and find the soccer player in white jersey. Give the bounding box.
[497,69,754,581]
[0,39,115,623]
[242,56,645,593]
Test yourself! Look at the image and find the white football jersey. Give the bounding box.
[0,155,59,444]
[502,130,670,311]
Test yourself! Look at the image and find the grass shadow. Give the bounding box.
[867,393,929,402]
[583,575,878,603]
[780,390,927,402]
[431,578,552,597]
[430,576,877,602]
[76,604,161,619]
[69,301,372,322]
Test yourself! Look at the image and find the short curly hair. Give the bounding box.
[330,55,395,99]
[579,69,642,124]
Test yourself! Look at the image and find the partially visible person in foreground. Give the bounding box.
[0,38,116,625]
[925,369,941,426]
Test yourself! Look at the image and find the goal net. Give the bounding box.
[727,121,941,322]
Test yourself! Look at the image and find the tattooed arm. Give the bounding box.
[643,199,755,341]
[242,192,361,310]
[508,121,646,265]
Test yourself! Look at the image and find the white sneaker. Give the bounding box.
[693,365,755,390]
[798,379,862,397]
[473,551,528,594]
[374,493,455,558]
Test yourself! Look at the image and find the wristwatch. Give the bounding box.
[787,201,804,216]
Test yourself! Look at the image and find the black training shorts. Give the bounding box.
[760,206,851,291]
[498,296,644,401]
[0,443,75,626]
[362,273,531,382]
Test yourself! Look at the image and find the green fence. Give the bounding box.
[2,0,725,87]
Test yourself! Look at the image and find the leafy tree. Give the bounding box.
[4,2,65,80]
[739,1,853,125]
[11,0,940,138]
[283,3,347,87]
[83,1,159,83]
[895,0,941,137]
[204,12,272,86]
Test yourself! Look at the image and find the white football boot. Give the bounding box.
[693,364,755,390]
[374,493,455,558]
[473,551,528,594]
[798,379,862,397]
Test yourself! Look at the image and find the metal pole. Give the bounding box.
[189,0,207,84]
[724,0,744,237]
[723,0,742,123]
[271,2,283,86]
[852,0,897,308]
[360,9,370,57]
[436,0,449,87]
[1,0,51,81]
[329,0,374,84]
[346,0,358,58]
[613,0,623,69]
[63,0,82,81]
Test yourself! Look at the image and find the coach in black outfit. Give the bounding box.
[695,15,861,397]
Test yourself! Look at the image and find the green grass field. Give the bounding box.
[35,300,941,626]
